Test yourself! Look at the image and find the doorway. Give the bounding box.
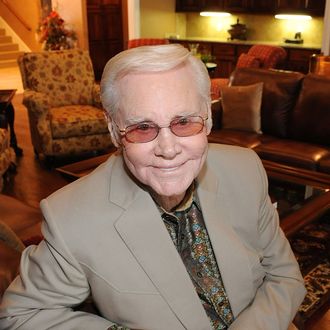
[86,0,125,80]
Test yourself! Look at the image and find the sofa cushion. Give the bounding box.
[230,68,304,138]
[254,139,330,171]
[221,82,263,133]
[289,74,330,147]
[319,155,330,174]
[208,129,275,149]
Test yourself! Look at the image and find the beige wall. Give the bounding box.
[140,0,177,38]
[138,0,323,46]
[0,0,42,51]
[185,13,323,46]
[55,0,88,50]
[0,0,89,51]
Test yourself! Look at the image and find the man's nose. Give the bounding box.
[154,127,181,158]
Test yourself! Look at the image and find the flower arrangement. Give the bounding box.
[37,10,77,51]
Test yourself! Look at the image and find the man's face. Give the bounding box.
[112,64,209,201]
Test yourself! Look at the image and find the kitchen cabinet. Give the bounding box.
[175,0,205,12]
[203,0,225,11]
[224,0,249,12]
[212,43,237,77]
[275,0,326,16]
[248,0,276,13]
[176,0,325,15]
[283,47,321,73]
[304,0,326,16]
[169,38,320,76]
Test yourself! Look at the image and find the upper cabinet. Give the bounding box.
[276,0,326,15]
[175,0,205,12]
[176,0,325,16]
[203,0,225,11]
[224,0,249,12]
[248,0,276,14]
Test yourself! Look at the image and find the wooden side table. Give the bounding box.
[0,89,22,156]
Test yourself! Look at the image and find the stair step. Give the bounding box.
[0,59,18,68]
[0,43,19,51]
[0,50,23,60]
[0,35,12,43]
[0,29,5,36]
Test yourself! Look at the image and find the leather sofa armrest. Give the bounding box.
[0,240,21,297]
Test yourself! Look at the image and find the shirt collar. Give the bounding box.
[156,182,202,215]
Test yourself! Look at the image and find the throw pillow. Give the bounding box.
[221,82,263,134]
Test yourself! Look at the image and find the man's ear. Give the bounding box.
[104,112,120,148]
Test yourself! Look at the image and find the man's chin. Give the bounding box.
[150,181,191,198]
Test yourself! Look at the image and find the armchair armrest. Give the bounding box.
[22,90,53,154]
[92,83,103,109]
[22,90,51,116]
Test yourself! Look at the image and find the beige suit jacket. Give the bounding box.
[0,144,306,330]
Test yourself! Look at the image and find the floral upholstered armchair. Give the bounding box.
[17,49,112,159]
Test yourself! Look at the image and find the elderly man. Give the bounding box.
[0,44,305,330]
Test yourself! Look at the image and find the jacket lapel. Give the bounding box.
[197,164,254,318]
[109,156,211,330]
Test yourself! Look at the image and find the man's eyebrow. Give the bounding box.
[123,108,203,125]
[123,116,152,125]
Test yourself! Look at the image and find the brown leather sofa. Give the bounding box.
[209,67,330,174]
[0,194,43,297]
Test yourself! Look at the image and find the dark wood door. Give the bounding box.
[87,0,124,81]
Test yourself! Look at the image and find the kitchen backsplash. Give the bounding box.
[176,13,323,46]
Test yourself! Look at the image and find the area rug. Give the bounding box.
[289,210,330,328]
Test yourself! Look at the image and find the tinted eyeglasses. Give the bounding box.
[116,115,208,143]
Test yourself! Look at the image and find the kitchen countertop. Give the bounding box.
[168,37,321,50]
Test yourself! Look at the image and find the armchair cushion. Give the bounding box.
[50,105,108,139]
[19,50,95,107]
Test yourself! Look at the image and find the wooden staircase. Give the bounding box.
[0,28,23,69]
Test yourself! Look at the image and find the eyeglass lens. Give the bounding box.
[124,116,205,143]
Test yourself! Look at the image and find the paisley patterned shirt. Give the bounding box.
[159,188,234,330]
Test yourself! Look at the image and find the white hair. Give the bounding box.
[100,44,212,144]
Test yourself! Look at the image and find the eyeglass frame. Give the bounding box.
[113,114,208,144]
